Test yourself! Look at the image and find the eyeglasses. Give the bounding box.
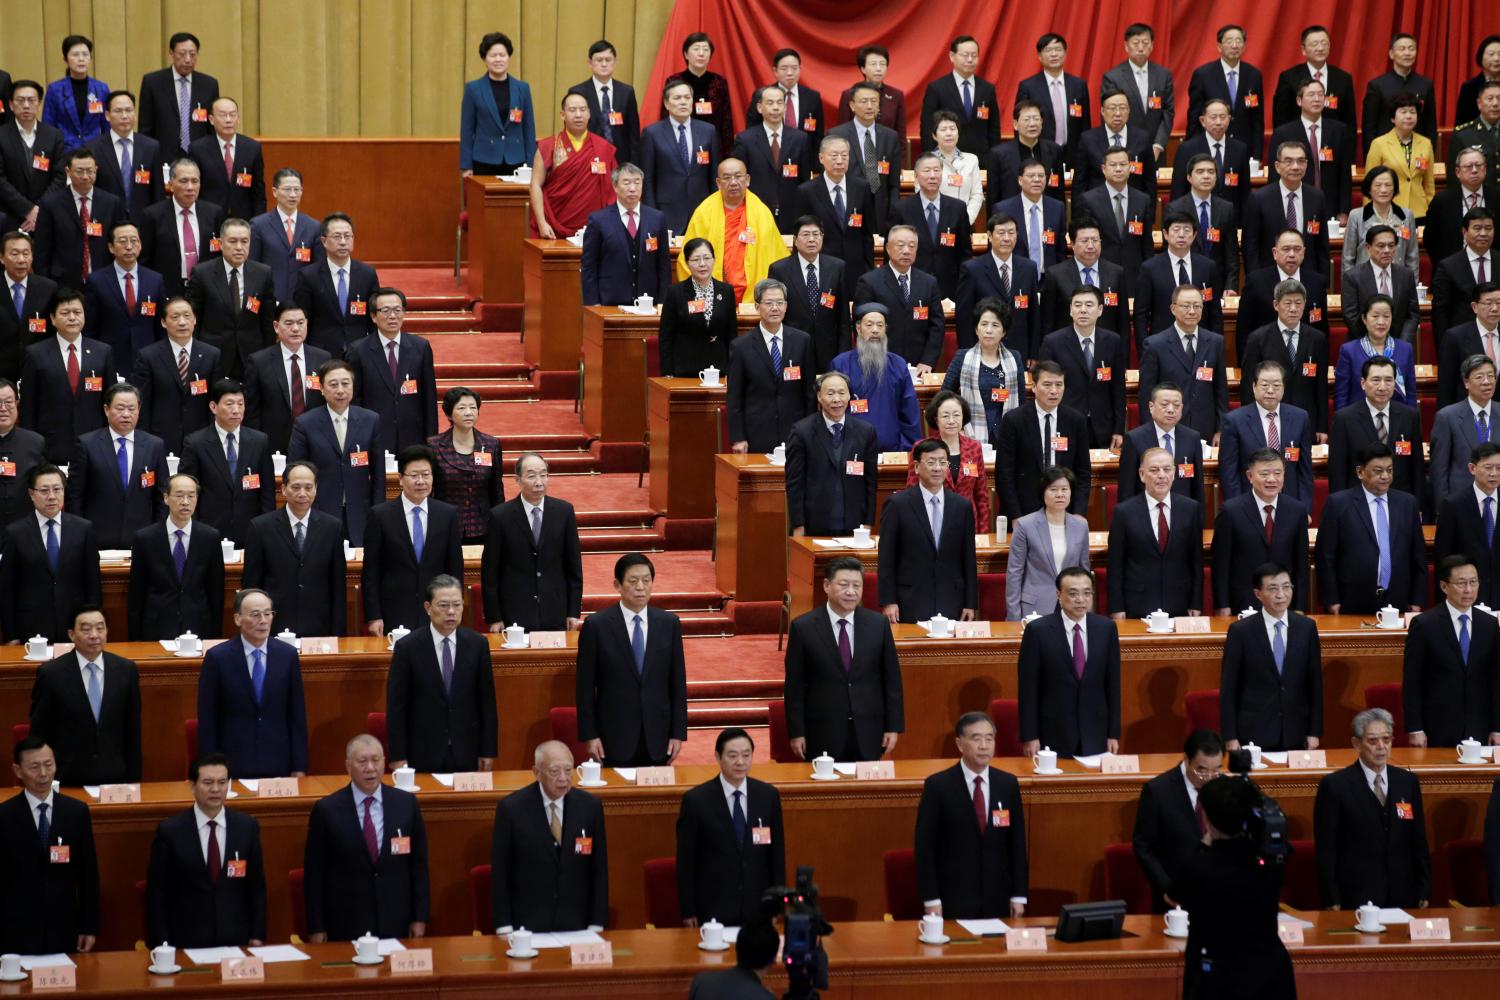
[375,306,404,315]
[240,609,275,620]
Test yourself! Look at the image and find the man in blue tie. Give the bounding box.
[1402,556,1500,749]
[0,465,102,643]
[1435,442,1500,605]
[127,471,224,639]
[27,605,141,785]
[1315,442,1426,614]
[575,553,687,767]
[360,445,463,637]
[1218,563,1323,752]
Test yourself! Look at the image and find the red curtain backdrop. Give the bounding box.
[644,0,1489,136]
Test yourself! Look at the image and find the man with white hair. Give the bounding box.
[828,302,920,451]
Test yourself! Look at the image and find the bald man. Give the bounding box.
[677,157,789,302]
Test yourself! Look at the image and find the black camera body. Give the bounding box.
[1222,754,1292,866]
[762,865,833,1000]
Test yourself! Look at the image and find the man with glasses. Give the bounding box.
[1433,353,1500,507]
[0,465,100,643]
[84,90,165,218]
[361,445,462,638]
[185,215,273,380]
[1244,141,1330,277]
[84,220,164,375]
[292,213,380,356]
[27,605,140,785]
[348,286,436,455]
[1427,147,1499,269]
[726,277,814,454]
[1132,729,1223,912]
[33,147,120,284]
[1220,562,1322,751]
[127,471,224,639]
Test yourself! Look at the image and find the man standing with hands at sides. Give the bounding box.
[0,81,66,236]
[0,233,57,385]
[1186,25,1265,159]
[1133,211,1223,349]
[1167,152,1242,292]
[196,589,308,779]
[28,605,140,785]
[293,213,380,356]
[1272,26,1357,133]
[243,302,328,453]
[1240,280,1329,440]
[830,302,922,451]
[892,153,971,298]
[242,461,347,637]
[287,358,385,544]
[766,215,847,374]
[919,35,1000,158]
[349,288,438,455]
[1270,80,1353,224]
[1015,34,1089,170]
[676,728,785,927]
[1101,23,1174,162]
[1132,730,1224,913]
[639,79,718,236]
[185,217,274,381]
[304,734,428,942]
[955,213,1040,357]
[188,98,263,221]
[1118,383,1204,506]
[878,439,978,625]
[362,445,463,637]
[996,360,1091,521]
[0,738,99,954]
[1219,563,1323,752]
[1244,142,1331,276]
[129,296,220,456]
[480,452,583,633]
[86,91,164,218]
[725,277,814,455]
[492,740,609,935]
[785,371,879,539]
[915,712,1028,919]
[66,382,166,550]
[747,48,825,147]
[1212,449,1309,616]
[137,33,219,157]
[1039,286,1126,451]
[0,466,101,644]
[828,83,904,236]
[1314,708,1430,910]
[1218,360,1315,504]
[137,158,224,298]
[84,220,164,376]
[1403,556,1500,749]
[1020,567,1122,758]
[576,553,687,767]
[145,752,266,949]
[528,93,617,241]
[179,378,275,546]
[852,226,945,372]
[1236,231,1331,357]
[32,148,121,285]
[249,168,321,303]
[127,472,224,640]
[1435,444,1500,604]
[18,289,112,462]
[984,103,1064,209]
[580,165,669,307]
[1137,286,1229,443]
[730,86,809,235]
[386,575,496,774]
[1329,357,1425,502]
[1316,443,1427,615]
[569,40,639,167]
[784,555,903,762]
[1107,447,1205,619]
[797,135,875,297]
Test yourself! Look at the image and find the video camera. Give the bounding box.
[762,865,833,1000]
[1225,751,1292,866]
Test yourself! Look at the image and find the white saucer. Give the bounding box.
[352,954,383,965]
[918,934,950,945]
[502,640,530,650]
[1252,762,1269,770]
[577,780,608,788]
[23,650,52,661]
[1457,757,1488,765]
[697,941,731,952]
[1374,622,1404,630]
[1356,924,1386,934]
[844,542,875,550]
[148,964,181,975]
[506,948,539,960]
[1163,928,1189,939]
[809,772,840,781]
[0,972,28,982]
[1145,626,1174,634]
[1033,767,1064,775]
[924,632,955,640]
[173,649,202,657]
[394,785,420,793]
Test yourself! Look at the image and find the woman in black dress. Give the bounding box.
[658,237,736,378]
[427,386,504,545]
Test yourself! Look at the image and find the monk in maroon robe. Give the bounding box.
[529,92,618,238]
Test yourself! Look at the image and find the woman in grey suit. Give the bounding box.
[1005,466,1091,620]
[1341,166,1420,276]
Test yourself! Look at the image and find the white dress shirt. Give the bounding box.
[719,773,750,820]
[520,495,544,531]
[1448,600,1478,644]
[1178,762,1200,810]
[1256,403,1283,444]
[920,482,944,538]
[112,430,136,481]
[56,332,85,369]
[214,421,242,469]
[616,201,641,231]
[279,341,308,396]
[430,623,458,670]
[1061,610,1088,657]
[1255,493,1280,531]
[796,253,821,289]
[325,256,352,286]
[195,804,227,864]
[760,324,785,358]
[351,783,383,845]
[1470,246,1493,284]
[76,649,105,694]
[174,199,200,262]
[113,262,140,302]
[1035,402,1060,455]
[1262,608,1290,649]
[34,508,61,549]
[241,637,270,682]
[619,602,648,645]
[285,505,310,535]
[164,517,192,555]
[113,131,137,175]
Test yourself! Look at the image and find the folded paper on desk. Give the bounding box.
[1073,755,1102,768]
[832,763,858,775]
[431,773,455,787]
[1379,909,1413,924]
[956,918,1010,935]
[534,931,606,949]
[1277,913,1315,928]
[1261,752,1289,765]
[612,768,637,782]
[18,956,75,970]
[184,946,246,964]
[248,945,311,962]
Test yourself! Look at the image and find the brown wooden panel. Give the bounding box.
[647,378,723,519]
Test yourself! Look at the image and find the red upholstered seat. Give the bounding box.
[1442,839,1491,906]
[1103,842,1154,914]
[1311,477,1329,527]
[977,573,1007,621]
[767,700,797,763]
[288,868,306,940]
[548,706,591,764]
[468,583,488,630]
[1363,683,1408,747]
[1103,482,1118,520]
[1419,395,1436,440]
[366,712,387,758]
[469,864,493,934]
[134,879,148,946]
[1184,690,1220,734]
[183,719,198,777]
[882,848,921,920]
[1091,567,1109,614]
[643,857,681,927]
[862,571,882,611]
[1280,839,1319,910]
[987,698,1023,758]
[644,335,661,379]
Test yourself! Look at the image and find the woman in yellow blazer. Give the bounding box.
[1364,94,1436,220]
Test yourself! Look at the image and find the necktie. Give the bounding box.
[627,210,637,238]
[333,413,346,449]
[1111,132,1123,149]
[962,78,973,118]
[1373,772,1387,807]
[830,421,843,452]
[1082,266,1094,288]
[837,618,851,673]
[78,196,91,279]
[336,268,348,315]
[1264,504,1275,544]
[1156,501,1169,552]
[117,436,130,488]
[1177,258,1189,287]
[1481,408,1491,442]
[1114,193,1126,235]
[1266,411,1279,451]
[229,268,240,314]
[1479,256,1489,284]
[1284,329,1297,362]
[36,802,50,851]
[284,216,294,246]
[177,347,189,387]
[1073,623,1086,679]
[206,818,220,883]
[251,647,265,702]
[1379,270,1391,296]
[805,261,819,309]
[732,789,747,845]
[177,77,191,152]
[387,340,399,382]
[599,86,613,142]
[1285,191,1298,231]
[972,776,987,834]
[863,128,879,188]
[225,431,237,474]
[770,131,781,169]
[1374,496,1392,589]
[898,272,909,303]
[1460,613,1472,663]
[1043,412,1053,465]
[786,88,797,126]
[45,519,59,573]
[1272,621,1286,674]
[1195,798,1208,835]
[124,271,135,315]
[440,636,453,693]
[1028,206,1043,274]
[362,796,379,863]
[1375,410,1388,443]
[1471,192,1482,211]
[289,354,305,416]
[119,137,132,211]
[1184,333,1196,358]
[1198,201,1211,253]
[410,505,424,560]
[1487,496,1496,547]
[770,334,782,374]
[631,614,645,674]
[1227,70,1238,107]
[294,521,305,552]
[1082,337,1094,373]
[10,282,21,319]
[676,123,689,172]
[1213,141,1224,174]
[926,201,939,241]
[549,802,562,844]
[1051,80,1067,144]
[223,141,234,181]
[833,184,845,225]
[997,261,1010,299]
[530,505,543,545]
[173,528,187,578]
[929,495,942,548]
[181,209,197,276]
[1163,432,1173,456]
[1309,123,1320,185]
[86,662,102,721]
[1488,331,1498,364]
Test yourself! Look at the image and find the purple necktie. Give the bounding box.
[1072,623,1085,679]
[838,618,852,673]
[172,528,187,578]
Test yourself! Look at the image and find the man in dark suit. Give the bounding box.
[1436,444,1500,605]
[1102,24,1175,157]
[795,136,874,297]
[1343,227,1420,343]
[1119,383,1205,506]
[640,79,718,234]
[128,294,220,454]
[1438,282,1500,408]
[27,604,140,783]
[1211,449,1310,615]
[730,87,809,233]
[576,553,687,766]
[1235,236,1331,361]
[1075,89,1157,198]
[286,358,385,544]
[1432,355,1500,509]
[1314,708,1430,908]
[178,379,274,545]
[995,160,1066,283]
[746,48,825,150]
[1076,145,1158,284]
[1134,211,1223,351]
[491,739,608,933]
[291,212,379,355]
[1431,208,1495,347]
[85,90,164,218]
[127,472,224,639]
[362,445,463,636]
[852,227,944,370]
[1244,142,1330,276]
[1038,286,1126,450]
[784,555,903,761]
[185,217,274,378]
[248,167,321,302]
[0,738,99,954]
[1167,150,1243,291]
[1424,148,1496,268]
[1186,26,1266,158]
[1240,283,1329,438]
[915,711,1029,918]
[580,165,669,306]
[675,728,785,926]
[1329,356,1425,503]
[0,465,101,643]
[983,101,1064,209]
[919,36,999,156]
[827,83,904,235]
[136,33,218,156]
[766,216,846,373]
[1107,447,1205,618]
[242,302,327,452]
[0,80,66,234]
[386,574,497,772]
[786,371,880,536]
[65,382,165,549]
[877,440,978,623]
[1137,286,1229,441]
[892,154,971,298]
[32,147,121,284]
[1403,555,1500,749]
[955,212,1040,357]
[348,287,437,455]
[17,288,111,461]
[1039,221,1128,338]
[195,588,308,778]
[145,751,266,948]
[84,220,164,375]
[1219,563,1323,751]
[688,919,779,1000]
[1014,33,1090,168]
[1363,34,1436,152]
[480,452,583,632]
[137,157,224,296]
[726,277,814,453]
[0,378,47,525]
[996,360,1090,520]
[1020,566,1122,756]
[570,40,640,166]
[1315,443,1427,614]
[1270,78,1354,219]
[304,733,428,941]
[1219,361,1315,504]
[241,460,347,636]
[1133,730,1224,912]
[1272,27,1357,132]
[0,231,57,384]
[188,98,263,220]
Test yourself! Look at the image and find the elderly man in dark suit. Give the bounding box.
[1137,286,1229,441]
[65,382,166,549]
[291,213,379,355]
[1133,730,1223,912]
[746,48,825,147]
[1239,283,1329,439]
[1107,447,1205,619]
[852,227,944,371]
[1218,361,1315,504]
[0,380,47,526]
[480,453,583,633]
[1431,354,1500,509]
[248,168,322,303]
[0,465,101,643]
[1435,443,1500,605]
[0,232,57,383]
[1014,33,1090,168]
[136,33,219,156]
[1235,237,1331,363]
[1329,356,1425,503]
[1167,151,1243,292]
[878,439,978,624]
[1074,89,1157,198]
[177,379,274,546]
[1243,141,1331,276]
[361,446,463,637]
[639,79,718,234]
[1424,149,1497,268]
[27,605,140,784]
[129,295,220,455]
[1185,26,1266,158]
[569,40,640,165]
[1343,226,1420,343]
[1118,383,1205,506]
[786,371,880,536]
[827,83,904,235]
[85,91,165,218]
[136,158,224,296]
[1438,282,1500,408]
[576,553,687,767]
[0,80,66,234]
[730,86,809,234]
[184,217,274,379]
[766,216,847,373]
[1272,27,1357,132]
[285,358,386,544]
[1402,556,1500,749]
[348,287,438,456]
[84,220,164,375]
[1315,442,1427,614]
[726,277,814,453]
[1021,567,1122,757]
[795,136,874,297]
[127,472,224,639]
[919,36,1000,157]
[241,460,347,636]
[1211,449,1309,615]
[188,99,264,220]
[1270,77,1355,219]
[1102,24,1174,158]
[17,289,111,461]
[581,165,669,306]
[892,154,971,298]
[1219,563,1323,751]
[32,147,121,284]
[242,302,328,452]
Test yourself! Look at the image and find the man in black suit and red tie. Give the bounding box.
[914,711,1029,919]
[1107,447,1204,618]
[1402,556,1500,749]
[1270,78,1354,221]
[1014,34,1090,169]
[27,605,140,784]
[580,165,669,307]
[1019,567,1122,758]
[568,40,640,167]
[730,87,809,235]
[18,289,111,461]
[784,555,903,762]
[361,445,464,636]
[745,48,825,151]
[136,158,225,297]
[919,36,1000,158]
[348,287,438,456]
[576,553,687,767]
[291,213,379,356]
[1219,563,1323,751]
[127,472,224,640]
[188,98,263,221]
[185,217,274,380]
[84,220,165,376]
[32,147,121,285]
[1186,25,1266,159]
[1211,448,1310,615]
[136,32,219,157]
[242,302,329,453]
[479,452,583,633]
[1132,730,1224,912]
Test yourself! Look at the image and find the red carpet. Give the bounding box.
[474,399,583,437]
[382,267,472,299]
[430,331,526,364]
[582,550,719,598]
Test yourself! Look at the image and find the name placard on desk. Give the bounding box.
[1410,918,1451,941]
[100,783,141,803]
[258,777,300,798]
[1005,927,1046,951]
[299,637,338,655]
[529,631,567,649]
[390,948,435,974]
[953,621,992,638]
[570,940,613,966]
[1174,617,1212,634]
[454,771,494,792]
[855,761,895,780]
[221,956,265,982]
[636,766,678,786]
[1277,923,1305,944]
[31,966,76,991]
[1287,750,1328,769]
[1102,755,1141,774]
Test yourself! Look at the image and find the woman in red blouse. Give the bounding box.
[905,389,990,530]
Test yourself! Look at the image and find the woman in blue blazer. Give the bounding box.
[1334,294,1417,409]
[460,32,537,176]
[1005,467,1091,620]
[42,35,109,150]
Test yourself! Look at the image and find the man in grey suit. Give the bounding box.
[1432,354,1500,507]
[1100,23,1174,159]
[827,83,904,237]
[1342,225,1420,342]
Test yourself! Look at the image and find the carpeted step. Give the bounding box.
[687,702,768,726]
[574,508,655,528]
[498,432,592,453]
[435,380,539,401]
[405,311,480,334]
[687,679,782,700]
[436,361,532,380]
[406,293,473,312]
[577,525,665,553]
[678,612,735,637]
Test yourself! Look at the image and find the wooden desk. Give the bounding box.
[464,177,530,304]
[647,378,724,520]
[581,307,657,444]
[522,239,586,371]
[0,635,574,781]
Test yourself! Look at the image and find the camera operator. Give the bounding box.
[687,915,779,999]
[1168,775,1297,1000]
